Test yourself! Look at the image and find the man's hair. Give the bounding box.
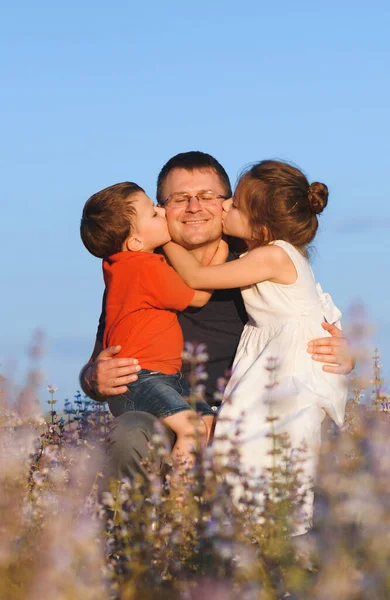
[156,151,232,204]
[80,182,144,259]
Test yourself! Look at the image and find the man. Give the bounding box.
[80,151,353,484]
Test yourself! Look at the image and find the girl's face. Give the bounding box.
[222,197,252,241]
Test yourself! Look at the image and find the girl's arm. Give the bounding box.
[164,241,296,289]
[188,239,229,306]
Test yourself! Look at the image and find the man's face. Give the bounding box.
[160,168,226,249]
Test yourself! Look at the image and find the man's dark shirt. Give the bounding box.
[96,253,247,406]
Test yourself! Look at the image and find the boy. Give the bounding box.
[80,182,220,470]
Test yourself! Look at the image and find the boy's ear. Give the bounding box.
[124,235,144,252]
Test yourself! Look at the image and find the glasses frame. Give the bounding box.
[159,191,229,208]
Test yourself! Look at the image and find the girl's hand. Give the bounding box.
[307,322,355,375]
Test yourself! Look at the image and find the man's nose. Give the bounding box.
[186,196,202,212]
[223,198,233,212]
[156,206,166,216]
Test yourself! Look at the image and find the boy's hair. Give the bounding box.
[80,182,144,258]
[156,151,232,204]
[235,160,328,250]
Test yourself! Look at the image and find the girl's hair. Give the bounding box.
[234,160,328,251]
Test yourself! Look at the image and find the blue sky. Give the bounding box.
[1,0,389,407]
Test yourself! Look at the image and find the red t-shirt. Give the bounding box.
[102,252,195,374]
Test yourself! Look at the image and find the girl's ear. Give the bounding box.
[261,226,271,243]
[251,225,269,244]
[124,235,144,252]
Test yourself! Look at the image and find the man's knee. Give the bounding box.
[109,411,174,455]
[102,411,176,485]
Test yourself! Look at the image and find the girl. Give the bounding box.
[163,160,347,535]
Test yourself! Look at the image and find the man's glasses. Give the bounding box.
[159,191,229,208]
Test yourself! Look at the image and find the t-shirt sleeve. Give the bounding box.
[142,257,195,311]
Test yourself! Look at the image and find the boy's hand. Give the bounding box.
[85,346,141,397]
[307,322,355,375]
[210,238,229,265]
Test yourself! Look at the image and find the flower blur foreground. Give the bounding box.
[1,326,390,598]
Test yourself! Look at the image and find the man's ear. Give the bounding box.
[124,235,144,252]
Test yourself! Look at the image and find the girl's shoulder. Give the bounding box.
[248,243,298,285]
[270,239,298,253]
[269,240,309,266]
[249,241,295,265]
[270,240,315,287]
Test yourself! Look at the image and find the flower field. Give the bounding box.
[1,343,389,600]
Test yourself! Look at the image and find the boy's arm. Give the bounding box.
[187,239,229,308]
[189,291,213,307]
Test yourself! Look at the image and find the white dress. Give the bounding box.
[213,240,347,534]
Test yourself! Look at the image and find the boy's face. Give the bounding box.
[130,192,171,252]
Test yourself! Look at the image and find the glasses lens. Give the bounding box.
[170,194,189,206]
[197,192,218,203]
[167,192,222,206]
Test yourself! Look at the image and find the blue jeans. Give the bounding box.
[107,369,214,419]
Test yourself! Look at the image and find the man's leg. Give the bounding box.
[100,411,176,491]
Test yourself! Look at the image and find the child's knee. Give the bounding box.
[164,410,206,439]
[195,416,208,439]
[201,415,215,440]
[181,413,207,439]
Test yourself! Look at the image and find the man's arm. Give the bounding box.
[79,339,141,400]
[307,322,355,375]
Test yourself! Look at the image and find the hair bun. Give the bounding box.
[308,181,328,215]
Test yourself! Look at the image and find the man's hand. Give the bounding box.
[82,345,141,398]
[307,322,355,375]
